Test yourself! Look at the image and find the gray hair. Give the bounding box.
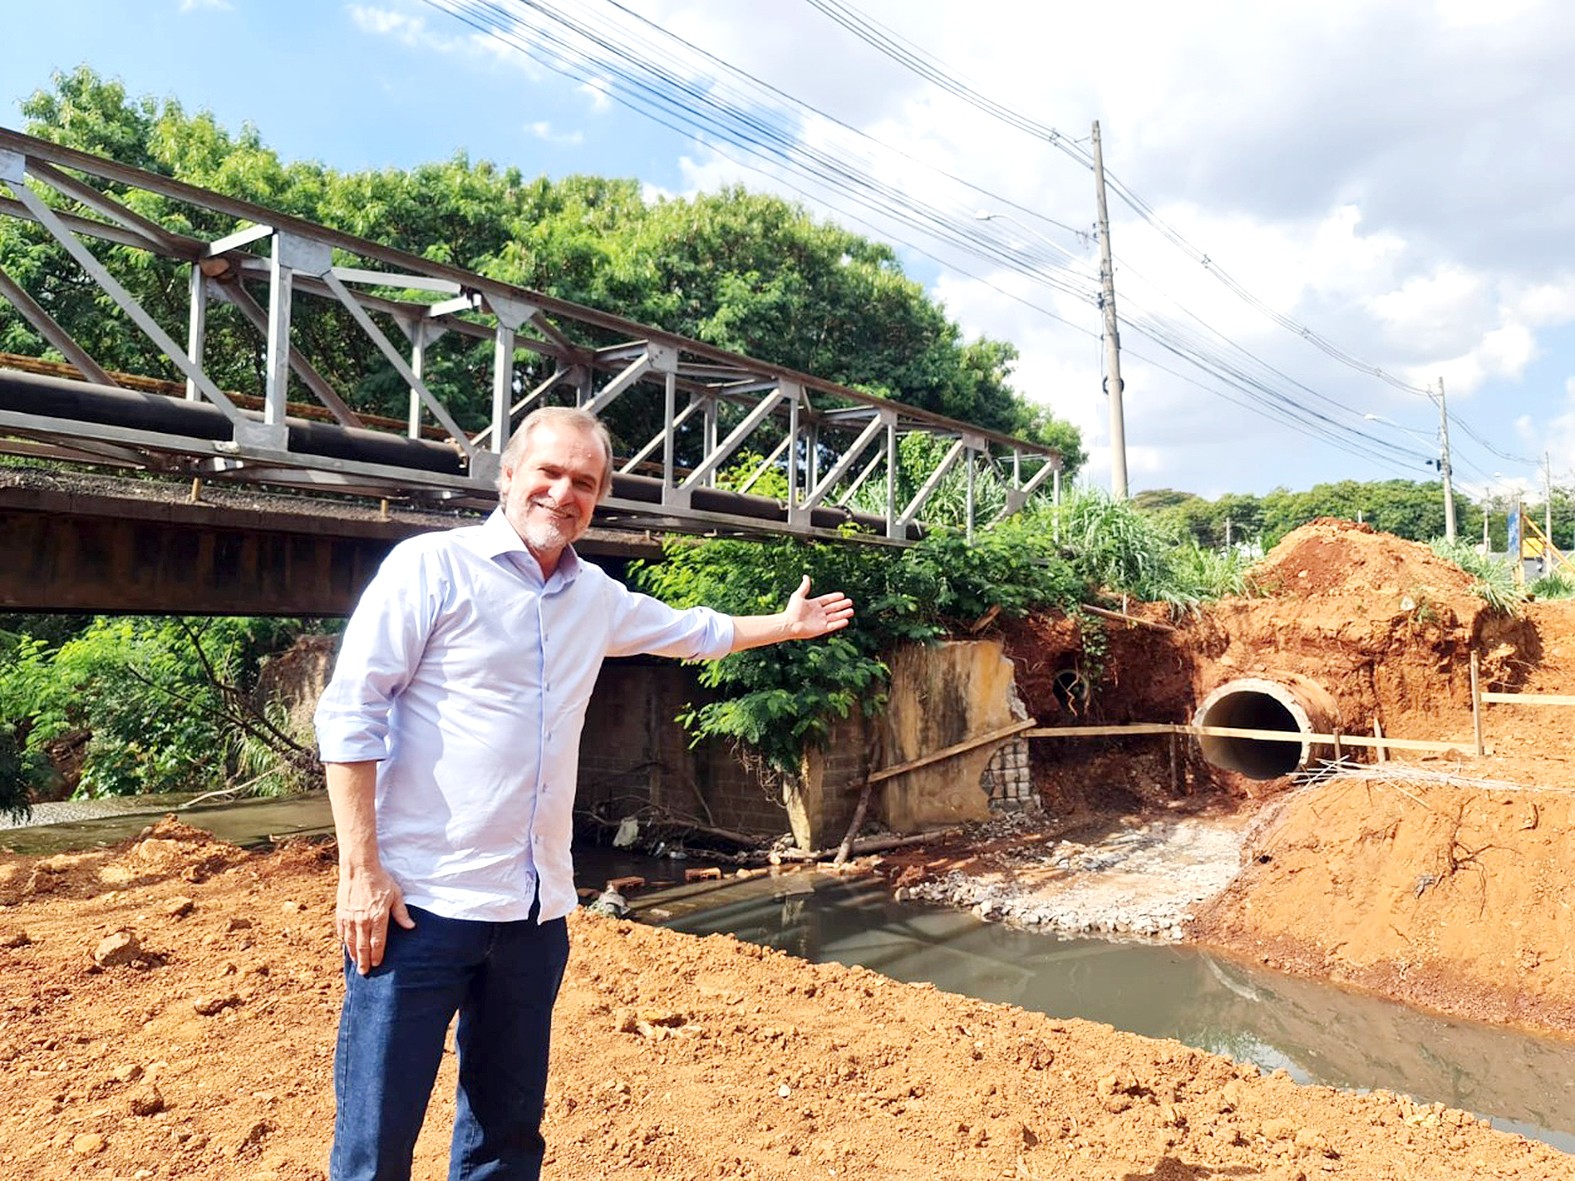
[497,406,615,502]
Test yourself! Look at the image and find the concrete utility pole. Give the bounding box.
[1545,451,1554,561]
[1092,121,1128,500]
[1434,377,1456,544]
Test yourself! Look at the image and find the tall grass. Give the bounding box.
[1428,540,1526,615]
[1529,570,1575,600]
[1029,487,1256,612]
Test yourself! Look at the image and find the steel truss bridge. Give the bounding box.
[0,127,1059,546]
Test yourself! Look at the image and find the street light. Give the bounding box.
[973,210,1093,270]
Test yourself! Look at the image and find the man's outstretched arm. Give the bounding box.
[727,575,854,653]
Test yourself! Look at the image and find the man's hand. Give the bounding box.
[336,862,415,975]
[729,574,855,652]
[325,759,413,975]
[782,574,854,640]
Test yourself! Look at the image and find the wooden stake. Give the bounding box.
[1469,650,1485,756]
[1372,717,1386,764]
[863,719,1038,787]
[833,777,875,867]
[1079,603,1177,633]
[187,477,203,503]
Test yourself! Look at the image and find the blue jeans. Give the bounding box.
[329,904,571,1181]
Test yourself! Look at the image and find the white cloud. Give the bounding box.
[526,121,584,147]
[577,78,613,113]
[349,3,478,54]
[178,0,231,11]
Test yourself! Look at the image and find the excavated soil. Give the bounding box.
[8,519,1575,1177]
[951,520,1575,1037]
[4,819,1574,1181]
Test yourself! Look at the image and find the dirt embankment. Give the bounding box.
[986,519,1575,1037]
[3,818,1572,1180]
[1189,776,1575,1033]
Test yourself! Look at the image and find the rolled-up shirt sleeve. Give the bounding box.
[604,581,735,661]
[314,542,445,763]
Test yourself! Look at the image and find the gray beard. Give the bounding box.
[522,505,575,554]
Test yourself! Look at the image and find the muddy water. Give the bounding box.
[651,872,1575,1153]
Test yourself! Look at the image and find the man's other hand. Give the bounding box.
[336,864,416,975]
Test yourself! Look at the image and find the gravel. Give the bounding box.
[900,815,1247,941]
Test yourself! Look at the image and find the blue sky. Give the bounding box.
[5,0,1574,504]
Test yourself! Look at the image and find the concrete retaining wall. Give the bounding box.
[575,641,1034,852]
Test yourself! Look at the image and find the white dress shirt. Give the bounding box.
[314,509,734,923]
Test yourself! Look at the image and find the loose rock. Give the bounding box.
[94,929,142,968]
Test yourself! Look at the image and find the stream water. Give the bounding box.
[9,796,1575,1151]
[649,870,1575,1153]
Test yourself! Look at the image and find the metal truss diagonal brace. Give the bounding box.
[0,262,118,387]
[897,437,968,527]
[582,353,653,417]
[737,434,793,494]
[212,279,364,428]
[4,169,253,429]
[319,268,475,460]
[801,412,890,512]
[472,364,572,450]
[679,388,788,497]
[837,442,887,508]
[621,393,702,474]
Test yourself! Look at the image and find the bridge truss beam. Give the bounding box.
[0,128,1060,545]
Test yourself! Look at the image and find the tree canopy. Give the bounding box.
[1133,479,1533,551]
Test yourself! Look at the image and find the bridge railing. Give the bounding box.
[0,127,1059,543]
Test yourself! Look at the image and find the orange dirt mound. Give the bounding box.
[1250,517,1476,604]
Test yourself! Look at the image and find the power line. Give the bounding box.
[417,0,1521,487]
[802,0,1532,470]
[428,0,1097,298]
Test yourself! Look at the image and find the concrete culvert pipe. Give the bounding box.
[1193,676,1339,780]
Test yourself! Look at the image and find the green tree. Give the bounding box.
[1258,479,1450,546]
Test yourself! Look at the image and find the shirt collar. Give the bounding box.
[472,508,582,586]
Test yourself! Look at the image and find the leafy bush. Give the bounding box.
[0,616,313,798]
[634,522,1083,772]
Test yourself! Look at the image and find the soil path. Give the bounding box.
[3,819,1572,1180]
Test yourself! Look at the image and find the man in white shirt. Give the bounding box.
[314,405,853,1180]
